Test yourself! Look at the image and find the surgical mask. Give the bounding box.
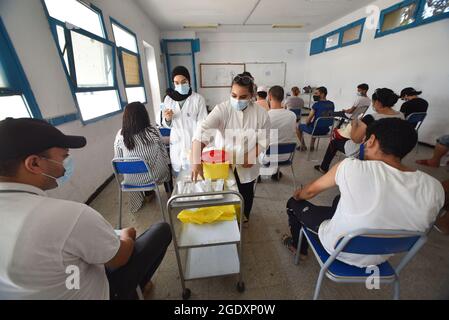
[230,96,249,111]
[313,95,320,102]
[42,156,74,187]
[357,92,363,97]
[175,83,190,95]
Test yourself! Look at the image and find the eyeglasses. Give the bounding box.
[233,75,254,85]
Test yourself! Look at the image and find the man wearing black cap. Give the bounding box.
[0,118,171,299]
[400,87,429,118]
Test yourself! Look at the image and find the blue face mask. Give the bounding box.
[175,83,190,95]
[230,97,249,111]
[42,156,74,187]
[359,143,365,160]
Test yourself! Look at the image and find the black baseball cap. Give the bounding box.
[0,117,86,161]
[400,87,422,98]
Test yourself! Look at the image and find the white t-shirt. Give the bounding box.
[268,109,297,145]
[0,183,120,300]
[352,95,371,109]
[318,159,445,267]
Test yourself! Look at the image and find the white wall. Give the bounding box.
[0,0,165,202]
[304,0,449,144]
[195,32,309,106]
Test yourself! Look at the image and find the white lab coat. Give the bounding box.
[162,92,208,172]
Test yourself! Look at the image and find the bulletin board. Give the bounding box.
[245,62,286,87]
[200,63,245,88]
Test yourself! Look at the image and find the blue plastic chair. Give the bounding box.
[290,109,302,122]
[406,112,427,153]
[259,143,298,190]
[296,227,428,300]
[302,116,335,161]
[112,157,166,229]
[159,127,171,154]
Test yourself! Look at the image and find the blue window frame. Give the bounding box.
[0,17,42,120]
[309,18,366,56]
[110,18,147,104]
[42,0,124,124]
[161,39,200,91]
[376,0,449,38]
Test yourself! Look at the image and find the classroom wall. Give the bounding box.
[195,32,309,107]
[304,0,449,145]
[0,0,165,202]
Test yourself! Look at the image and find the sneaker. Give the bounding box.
[314,165,327,174]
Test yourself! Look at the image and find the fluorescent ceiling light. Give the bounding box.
[183,24,219,29]
[272,24,304,29]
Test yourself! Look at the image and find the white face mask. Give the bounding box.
[41,156,74,187]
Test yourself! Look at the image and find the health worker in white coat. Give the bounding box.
[162,66,207,173]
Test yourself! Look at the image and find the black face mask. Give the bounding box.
[313,95,320,102]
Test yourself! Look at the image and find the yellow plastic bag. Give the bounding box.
[203,162,230,180]
[177,205,240,224]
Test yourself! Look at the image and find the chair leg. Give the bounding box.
[393,278,400,300]
[316,138,320,152]
[291,166,297,191]
[155,185,166,222]
[295,228,304,265]
[313,270,326,300]
[118,190,122,229]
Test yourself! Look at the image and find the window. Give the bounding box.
[381,2,418,33]
[421,0,449,20]
[0,18,41,120]
[309,37,325,55]
[43,0,121,123]
[342,22,364,46]
[111,19,147,104]
[376,0,449,38]
[325,33,340,50]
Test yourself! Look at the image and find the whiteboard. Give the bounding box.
[245,62,286,87]
[200,63,245,88]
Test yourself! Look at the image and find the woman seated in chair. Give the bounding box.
[314,88,404,174]
[283,118,444,267]
[114,102,171,213]
[296,86,334,151]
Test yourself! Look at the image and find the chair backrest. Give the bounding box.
[266,143,297,156]
[312,116,335,135]
[406,112,427,129]
[335,229,424,255]
[112,158,151,175]
[159,127,171,137]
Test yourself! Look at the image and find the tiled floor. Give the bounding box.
[90,140,449,300]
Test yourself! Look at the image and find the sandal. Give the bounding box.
[314,165,327,174]
[282,234,296,254]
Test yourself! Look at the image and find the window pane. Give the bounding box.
[122,51,141,86]
[325,33,339,49]
[126,87,146,103]
[381,3,417,32]
[0,62,8,88]
[342,24,362,44]
[0,95,31,120]
[71,31,114,88]
[44,0,104,38]
[422,0,449,19]
[112,23,138,53]
[76,90,121,121]
[56,25,70,73]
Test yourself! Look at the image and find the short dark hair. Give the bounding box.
[372,88,399,108]
[232,73,255,96]
[365,118,417,159]
[268,86,284,102]
[0,150,49,177]
[257,91,268,99]
[316,86,328,96]
[358,83,369,91]
[241,71,254,80]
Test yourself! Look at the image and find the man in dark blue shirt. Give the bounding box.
[296,86,335,151]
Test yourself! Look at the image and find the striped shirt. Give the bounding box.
[114,127,171,213]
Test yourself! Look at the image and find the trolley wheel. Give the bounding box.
[182,288,191,300]
[236,281,245,293]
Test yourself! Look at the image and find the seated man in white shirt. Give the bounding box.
[0,118,172,299]
[282,118,444,267]
[260,85,297,181]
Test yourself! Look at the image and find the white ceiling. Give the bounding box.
[135,0,374,33]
